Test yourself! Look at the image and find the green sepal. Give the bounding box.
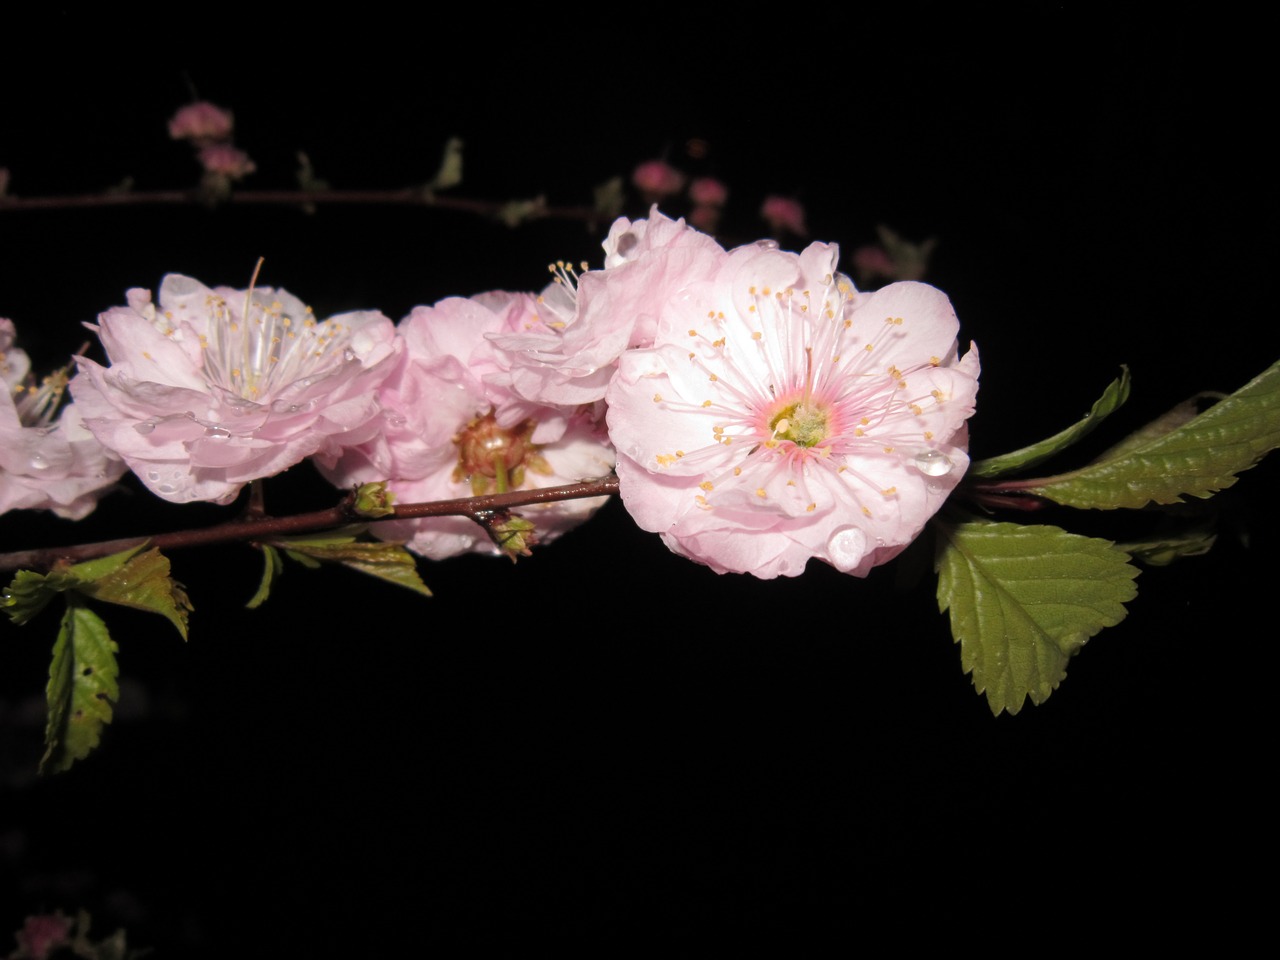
[1023,358,1280,509]
[970,367,1130,479]
[41,601,119,775]
[267,528,431,598]
[247,544,284,609]
[935,519,1139,715]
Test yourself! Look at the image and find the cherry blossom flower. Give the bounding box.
[497,208,724,405]
[605,240,979,578]
[632,160,686,200]
[761,195,808,237]
[688,177,729,207]
[319,292,615,560]
[168,101,235,142]
[0,319,125,519]
[70,275,401,504]
[197,143,256,180]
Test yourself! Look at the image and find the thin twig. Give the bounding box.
[0,477,619,572]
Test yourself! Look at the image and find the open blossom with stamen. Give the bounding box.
[319,292,615,560]
[0,319,125,519]
[70,275,400,504]
[496,208,724,405]
[605,240,979,578]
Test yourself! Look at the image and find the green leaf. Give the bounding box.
[41,602,119,775]
[935,519,1139,715]
[270,530,431,598]
[970,367,1130,478]
[3,568,75,624]
[72,547,192,640]
[247,545,284,609]
[1115,527,1218,566]
[1024,359,1280,509]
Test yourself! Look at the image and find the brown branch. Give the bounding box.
[0,476,619,573]
[0,188,602,222]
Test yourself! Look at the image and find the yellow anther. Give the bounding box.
[653,394,663,402]
[701,400,712,407]
[806,503,816,512]
[751,331,762,340]
[755,488,767,498]
[882,486,897,495]
[733,466,742,476]
[862,506,872,516]
[699,481,714,491]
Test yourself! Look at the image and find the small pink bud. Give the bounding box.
[15,913,73,960]
[631,160,686,199]
[760,195,807,237]
[168,101,234,142]
[198,143,256,180]
[688,176,728,207]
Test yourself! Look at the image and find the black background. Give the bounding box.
[2,9,1275,950]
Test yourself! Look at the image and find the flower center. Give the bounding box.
[200,292,349,402]
[453,411,549,495]
[12,366,70,429]
[768,401,830,448]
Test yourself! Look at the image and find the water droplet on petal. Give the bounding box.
[912,449,953,477]
[343,348,357,363]
[134,420,157,435]
[757,239,780,251]
[826,526,869,572]
[146,470,161,482]
[28,453,49,471]
[204,426,231,440]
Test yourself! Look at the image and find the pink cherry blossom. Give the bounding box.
[632,160,686,199]
[760,195,808,237]
[605,240,979,579]
[496,208,725,405]
[70,275,401,504]
[197,143,256,180]
[688,177,729,207]
[0,319,125,519]
[168,101,234,142]
[319,292,615,560]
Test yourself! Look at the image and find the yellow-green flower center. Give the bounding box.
[768,401,830,448]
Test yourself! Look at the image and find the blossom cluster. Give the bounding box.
[5,210,979,578]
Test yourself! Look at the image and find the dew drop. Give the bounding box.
[383,411,407,428]
[134,420,157,435]
[204,426,232,440]
[146,470,161,482]
[757,239,780,251]
[912,449,953,477]
[28,453,49,471]
[343,348,357,362]
[826,526,869,573]
[155,482,178,495]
